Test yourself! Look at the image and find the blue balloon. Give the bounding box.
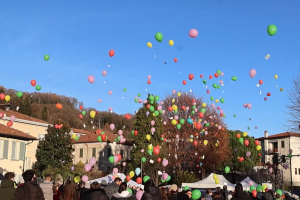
[135,167,141,176]
[200,163,202,166]
[187,118,193,124]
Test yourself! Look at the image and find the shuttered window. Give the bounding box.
[80,148,83,158]
[19,142,25,160]
[11,141,17,160]
[3,140,9,159]
[92,148,96,157]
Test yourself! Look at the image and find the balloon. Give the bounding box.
[110,124,115,130]
[169,40,174,46]
[0,112,3,119]
[151,120,155,126]
[122,162,126,166]
[255,140,260,145]
[274,74,278,79]
[153,146,160,155]
[174,58,178,62]
[35,85,41,91]
[244,140,249,146]
[98,99,102,103]
[250,185,255,192]
[259,80,263,85]
[147,42,152,48]
[191,190,201,200]
[249,69,257,78]
[10,115,15,122]
[231,76,237,81]
[264,97,267,101]
[44,54,50,61]
[16,91,23,98]
[136,177,142,184]
[162,173,168,180]
[0,93,4,100]
[239,138,244,144]
[257,145,262,150]
[143,175,150,183]
[155,32,163,42]
[276,189,282,196]
[225,166,230,174]
[71,166,74,171]
[82,175,89,182]
[7,121,13,127]
[252,190,257,197]
[162,159,168,167]
[113,168,118,174]
[246,151,251,157]
[151,127,155,133]
[147,80,151,84]
[146,134,151,140]
[82,111,86,116]
[189,29,198,38]
[109,156,114,163]
[247,103,252,109]
[183,80,186,85]
[84,164,91,171]
[135,168,141,176]
[89,157,96,165]
[127,188,132,194]
[109,50,115,57]
[31,80,36,86]
[108,91,112,95]
[56,103,63,109]
[267,24,277,36]
[88,75,95,83]
[280,88,283,91]
[90,111,96,118]
[102,70,107,76]
[118,130,123,135]
[189,74,194,80]
[136,191,143,200]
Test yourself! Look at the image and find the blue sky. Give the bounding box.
[0,0,300,137]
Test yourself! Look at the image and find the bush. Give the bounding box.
[173,170,199,187]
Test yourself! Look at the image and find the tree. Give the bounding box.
[129,94,168,185]
[41,106,48,121]
[35,119,74,175]
[20,97,32,116]
[162,92,231,175]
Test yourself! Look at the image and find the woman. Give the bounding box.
[141,179,162,200]
[81,182,109,200]
[213,191,223,200]
[59,180,79,200]
[159,187,168,200]
[167,184,178,200]
[53,174,64,200]
[111,182,134,200]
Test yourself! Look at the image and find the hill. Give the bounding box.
[0,86,134,137]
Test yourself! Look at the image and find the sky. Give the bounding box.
[0,0,300,138]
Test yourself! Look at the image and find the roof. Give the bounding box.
[72,128,118,144]
[0,123,37,140]
[256,132,300,140]
[0,108,49,124]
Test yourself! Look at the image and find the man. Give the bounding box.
[0,172,15,200]
[206,189,213,200]
[223,184,229,200]
[39,174,53,200]
[231,184,251,200]
[132,185,138,200]
[14,169,45,200]
[0,167,4,181]
[104,177,121,199]
[177,189,192,200]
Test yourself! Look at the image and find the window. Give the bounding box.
[80,148,83,158]
[3,140,9,159]
[298,168,300,175]
[92,148,96,157]
[19,142,25,160]
[26,157,31,170]
[11,141,17,160]
[295,168,297,175]
[107,148,112,158]
[281,141,285,148]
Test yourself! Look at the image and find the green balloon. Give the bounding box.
[35,85,41,91]
[233,114,236,117]
[147,149,153,155]
[127,188,132,194]
[239,138,244,144]
[82,111,86,116]
[150,100,154,104]
[184,186,190,191]
[154,110,159,116]
[155,32,163,42]
[256,185,263,192]
[97,136,102,142]
[109,156,114,163]
[220,98,224,103]
[180,119,185,125]
[203,80,207,84]
[161,178,165,183]
[213,83,217,89]
[161,137,164,141]
[143,175,150,183]
[16,91,23,98]
[250,185,255,192]
[44,54,50,61]
[200,108,206,114]
[210,96,214,101]
[149,106,155,112]
[134,99,138,103]
[154,95,159,101]
[205,123,209,127]
[217,85,221,89]
[225,166,230,174]
[174,109,178,113]
[192,105,196,109]
[101,131,105,135]
[288,154,292,158]
[248,127,250,130]
[176,124,181,129]
[123,88,127,92]
[231,76,237,81]
[191,190,201,200]
[149,95,154,101]
[191,111,195,115]
[159,110,163,114]
[223,114,226,118]
[131,130,134,135]
[117,136,121,141]
[267,24,277,36]
[138,93,141,97]
[276,189,282,196]
[217,70,221,75]
[166,175,171,182]
[142,157,146,163]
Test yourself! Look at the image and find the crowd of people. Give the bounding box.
[0,168,298,200]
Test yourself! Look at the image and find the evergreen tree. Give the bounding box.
[129,94,168,185]
[41,106,48,121]
[0,88,5,94]
[35,119,74,175]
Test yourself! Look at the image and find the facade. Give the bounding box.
[72,128,133,173]
[256,131,300,187]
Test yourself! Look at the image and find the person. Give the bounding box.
[284,193,293,200]
[274,193,281,200]
[81,182,109,200]
[231,184,251,200]
[101,180,108,188]
[141,179,162,200]
[105,177,122,199]
[223,185,229,200]
[160,187,168,200]
[206,189,213,200]
[0,172,15,200]
[132,186,138,200]
[59,179,79,200]
[14,170,45,200]
[216,187,224,200]
[40,174,53,200]
[75,181,87,199]
[214,191,224,200]
[111,182,134,200]
[262,189,273,200]
[53,174,64,200]
[168,184,178,200]
[0,167,4,181]
[177,190,191,200]
[227,191,233,200]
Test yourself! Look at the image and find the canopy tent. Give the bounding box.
[182,173,235,191]
[236,177,258,191]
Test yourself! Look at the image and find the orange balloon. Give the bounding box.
[56,103,63,109]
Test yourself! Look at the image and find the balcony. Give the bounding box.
[267,148,278,154]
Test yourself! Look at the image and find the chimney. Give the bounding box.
[264,130,268,138]
[5,104,11,112]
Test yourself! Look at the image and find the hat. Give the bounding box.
[169,184,178,192]
[0,167,3,174]
[101,180,107,186]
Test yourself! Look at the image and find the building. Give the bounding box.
[72,128,134,173]
[256,131,300,187]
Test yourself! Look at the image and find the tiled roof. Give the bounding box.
[0,123,37,140]
[0,109,49,124]
[72,128,117,144]
[256,132,300,140]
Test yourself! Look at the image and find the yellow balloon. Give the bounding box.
[274,75,278,79]
[171,119,178,125]
[146,134,151,141]
[148,144,153,150]
[172,99,175,103]
[215,143,218,147]
[215,99,219,103]
[198,119,202,122]
[280,88,284,91]
[72,134,77,139]
[169,40,174,46]
[5,95,10,102]
[147,42,152,48]
[203,140,208,145]
[262,184,267,189]
[90,111,96,118]
[213,174,218,180]
[129,171,135,178]
[177,92,181,97]
[202,103,206,107]
[257,145,262,150]
[215,124,218,127]
[243,132,248,137]
[172,105,178,111]
[115,175,119,177]
[74,176,80,183]
[215,179,220,184]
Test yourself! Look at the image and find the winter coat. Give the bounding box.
[141,185,162,200]
[0,173,4,181]
[39,181,53,200]
[262,192,273,200]
[168,194,177,200]
[231,190,252,200]
[59,194,79,200]
[215,197,224,200]
[223,190,229,200]
[81,188,109,200]
[105,182,119,199]
[14,181,45,200]
[176,192,189,200]
[111,191,135,200]
[131,189,137,200]
[0,179,15,200]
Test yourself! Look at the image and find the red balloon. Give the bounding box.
[236,134,241,138]
[147,80,151,84]
[109,50,115,57]
[196,123,201,130]
[174,58,178,62]
[136,177,142,184]
[217,107,220,110]
[7,121,13,127]
[214,73,219,78]
[244,140,249,146]
[96,130,101,134]
[163,138,167,142]
[199,112,204,118]
[181,106,186,110]
[189,74,194,80]
[258,153,261,156]
[146,104,150,109]
[0,93,5,100]
[209,75,213,79]
[267,93,271,96]
[101,134,106,141]
[220,113,224,117]
[192,99,196,103]
[153,146,160,155]
[193,140,198,146]
[79,114,83,119]
[255,140,260,146]
[259,80,263,85]
[183,80,186,85]
[239,157,244,162]
[126,175,131,182]
[31,80,36,87]
[134,130,138,135]
[0,112,3,118]
[252,190,257,197]
[200,74,203,78]
[55,124,59,129]
[168,106,173,111]
[161,134,165,138]
[79,105,83,110]
[116,154,122,161]
[157,158,162,162]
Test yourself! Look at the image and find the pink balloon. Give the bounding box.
[147,75,151,80]
[218,125,221,130]
[121,138,126,143]
[98,99,102,103]
[89,157,96,165]
[143,100,147,104]
[249,181,253,186]
[113,168,118,174]
[194,108,198,112]
[151,120,155,126]
[162,159,168,167]
[111,176,116,180]
[189,29,198,38]
[134,96,138,99]
[160,101,164,105]
[269,168,273,173]
[114,156,118,163]
[247,103,252,109]
[102,70,107,76]
[162,110,165,115]
[82,175,89,182]
[118,130,123,135]
[157,105,162,111]
[122,162,126,167]
[151,127,155,133]
[206,89,210,94]
[110,124,115,130]
[136,191,143,200]
[162,173,168,180]
[108,91,112,95]
[176,134,179,138]
[138,99,142,103]
[10,115,15,122]
[221,72,224,76]
[264,97,267,101]
[186,107,189,111]
[204,131,208,135]
[88,75,95,83]
[193,102,196,106]
[163,121,167,125]
[255,126,258,129]
[243,103,247,108]
[174,115,179,120]
[84,164,91,172]
[172,90,176,94]
[109,107,113,111]
[246,151,251,157]
[141,149,144,153]
[220,80,223,84]
[249,69,257,78]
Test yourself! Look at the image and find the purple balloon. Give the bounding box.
[162,159,168,167]
[289,149,293,154]
[88,75,95,83]
[146,111,149,117]
[89,157,96,165]
[249,69,257,78]
[234,149,237,151]
[136,191,143,200]
[162,173,168,180]
[206,89,210,94]
[71,166,74,171]
[84,164,91,172]
[264,97,268,101]
[246,151,251,157]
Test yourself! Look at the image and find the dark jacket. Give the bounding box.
[176,192,189,200]
[262,192,273,200]
[111,191,134,200]
[105,182,119,199]
[132,189,137,200]
[169,194,177,200]
[231,190,251,200]
[0,179,15,200]
[0,173,4,181]
[215,197,224,200]
[81,188,109,200]
[223,190,229,200]
[14,181,45,200]
[141,185,162,200]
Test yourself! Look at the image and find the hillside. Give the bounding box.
[0,86,134,137]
